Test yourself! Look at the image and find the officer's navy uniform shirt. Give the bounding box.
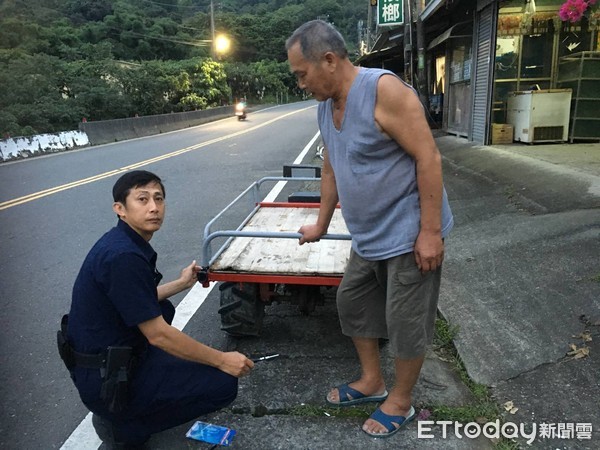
[68,219,162,354]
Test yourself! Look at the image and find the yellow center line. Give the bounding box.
[0,107,314,211]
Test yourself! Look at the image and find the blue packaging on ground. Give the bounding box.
[186,421,237,446]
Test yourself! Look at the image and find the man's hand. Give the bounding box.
[157,260,201,300]
[219,352,255,378]
[178,260,201,290]
[298,224,326,245]
[414,231,444,273]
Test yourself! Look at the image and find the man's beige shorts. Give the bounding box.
[336,249,441,359]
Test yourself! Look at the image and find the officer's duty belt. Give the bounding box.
[70,348,106,369]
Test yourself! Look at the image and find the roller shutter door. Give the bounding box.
[471,4,497,144]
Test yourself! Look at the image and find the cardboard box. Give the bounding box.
[491,124,514,144]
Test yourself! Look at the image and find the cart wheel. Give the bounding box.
[298,285,320,315]
[218,282,264,336]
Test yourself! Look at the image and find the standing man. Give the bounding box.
[58,170,254,448]
[286,21,453,438]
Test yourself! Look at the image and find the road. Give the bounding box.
[0,101,321,449]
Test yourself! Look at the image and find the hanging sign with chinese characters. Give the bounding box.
[378,0,404,27]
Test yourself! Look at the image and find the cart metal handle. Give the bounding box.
[202,176,327,267]
[202,176,323,242]
[201,230,350,268]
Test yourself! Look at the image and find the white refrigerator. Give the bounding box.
[507,89,572,143]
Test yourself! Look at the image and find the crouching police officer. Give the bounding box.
[58,170,254,449]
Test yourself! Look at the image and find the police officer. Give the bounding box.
[61,170,254,448]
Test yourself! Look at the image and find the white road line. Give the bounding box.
[60,130,320,449]
[263,131,320,202]
[171,282,213,331]
[60,413,100,450]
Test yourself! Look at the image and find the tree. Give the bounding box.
[0,54,84,135]
[66,0,113,23]
[0,0,369,136]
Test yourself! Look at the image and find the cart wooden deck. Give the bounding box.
[210,203,351,279]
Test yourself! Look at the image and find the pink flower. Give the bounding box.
[559,0,590,22]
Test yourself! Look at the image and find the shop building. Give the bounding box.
[359,0,600,144]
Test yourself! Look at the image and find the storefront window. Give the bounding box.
[493,10,563,124]
[558,24,592,59]
[492,81,517,123]
[446,38,472,136]
[450,42,472,83]
[496,36,519,79]
[520,33,553,78]
[434,55,445,94]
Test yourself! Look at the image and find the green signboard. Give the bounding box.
[378,0,404,27]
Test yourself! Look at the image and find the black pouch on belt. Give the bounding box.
[57,315,76,371]
[100,346,133,414]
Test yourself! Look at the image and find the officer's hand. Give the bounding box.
[298,224,325,245]
[179,260,201,289]
[219,351,254,378]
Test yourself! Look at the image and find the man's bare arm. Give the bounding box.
[298,148,339,244]
[374,75,445,271]
[157,260,200,300]
[138,316,254,377]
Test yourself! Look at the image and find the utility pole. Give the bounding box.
[404,0,413,84]
[415,0,429,109]
[367,1,372,52]
[210,0,216,59]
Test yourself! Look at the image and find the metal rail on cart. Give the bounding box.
[197,176,351,287]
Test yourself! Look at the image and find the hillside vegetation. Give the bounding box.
[0,0,367,137]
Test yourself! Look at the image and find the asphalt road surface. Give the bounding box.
[0,101,322,449]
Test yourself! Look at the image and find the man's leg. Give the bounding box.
[362,356,424,434]
[327,337,386,402]
[362,253,442,433]
[328,250,388,402]
[108,346,238,444]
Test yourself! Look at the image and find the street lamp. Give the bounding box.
[210,0,230,59]
[207,2,231,102]
[214,34,230,57]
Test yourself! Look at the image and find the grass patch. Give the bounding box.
[430,403,499,423]
[494,440,521,450]
[434,317,459,347]
[590,273,600,283]
[429,316,522,448]
[289,403,371,419]
[433,317,492,403]
[503,185,516,200]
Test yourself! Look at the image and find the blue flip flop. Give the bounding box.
[362,405,416,438]
[326,383,389,406]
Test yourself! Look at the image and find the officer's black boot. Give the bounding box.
[92,414,147,450]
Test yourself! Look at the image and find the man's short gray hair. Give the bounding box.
[286,20,348,62]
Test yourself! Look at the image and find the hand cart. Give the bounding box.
[197,175,351,336]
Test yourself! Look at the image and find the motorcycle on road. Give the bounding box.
[235,101,247,121]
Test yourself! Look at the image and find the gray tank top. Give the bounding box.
[318,67,453,260]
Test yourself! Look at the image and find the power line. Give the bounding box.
[111,28,212,47]
[138,0,205,10]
